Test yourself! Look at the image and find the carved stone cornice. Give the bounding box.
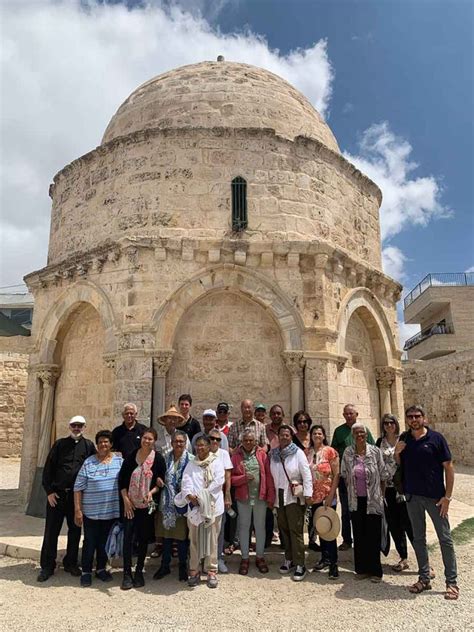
[375,366,396,389]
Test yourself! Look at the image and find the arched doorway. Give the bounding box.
[165,290,291,419]
[53,303,114,440]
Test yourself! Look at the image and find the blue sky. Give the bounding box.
[2,0,473,313]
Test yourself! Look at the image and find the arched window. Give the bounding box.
[231,176,247,231]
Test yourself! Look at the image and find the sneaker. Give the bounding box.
[207,573,218,588]
[312,559,330,571]
[63,565,82,577]
[329,565,339,580]
[354,573,370,580]
[292,565,307,582]
[279,560,295,574]
[80,573,92,587]
[95,569,113,582]
[370,576,382,583]
[153,565,171,580]
[133,570,145,588]
[121,573,134,590]
[188,574,200,588]
[338,542,352,551]
[218,559,229,574]
[37,569,54,583]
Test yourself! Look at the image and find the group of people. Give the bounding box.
[37,395,459,600]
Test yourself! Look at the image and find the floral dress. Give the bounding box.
[307,446,338,504]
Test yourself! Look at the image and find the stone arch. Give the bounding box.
[36,281,118,364]
[335,287,397,366]
[153,264,304,351]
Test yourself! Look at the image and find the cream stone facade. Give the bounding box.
[19,60,403,502]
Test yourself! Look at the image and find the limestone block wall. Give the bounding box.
[0,350,29,456]
[47,128,382,269]
[403,350,474,465]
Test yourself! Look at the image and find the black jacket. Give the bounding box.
[118,449,166,502]
[42,436,96,494]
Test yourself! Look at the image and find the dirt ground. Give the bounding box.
[1,542,472,632]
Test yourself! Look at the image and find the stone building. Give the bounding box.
[403,272,474,464]
[19,59,403,502]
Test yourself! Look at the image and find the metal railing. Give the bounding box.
[404,272,474,309]
[403,322,454,351]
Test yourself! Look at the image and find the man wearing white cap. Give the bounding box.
[38,416,95,582]
[191,409,229,453]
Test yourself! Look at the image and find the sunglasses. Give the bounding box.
[70,424,84,429]
[209,437,222,442]
[383,421,396,425]
[407,414,423,419]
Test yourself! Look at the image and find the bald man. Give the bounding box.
[227,399,268,452]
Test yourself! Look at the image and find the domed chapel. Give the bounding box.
[20,59,404,500]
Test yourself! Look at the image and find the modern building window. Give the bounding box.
[231,176,247,231]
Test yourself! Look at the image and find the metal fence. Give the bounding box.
[403,322,454,351]
[404,272,474,309]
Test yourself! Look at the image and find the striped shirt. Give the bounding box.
[74,453,123,520]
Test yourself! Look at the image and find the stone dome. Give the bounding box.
[102,60,340,153]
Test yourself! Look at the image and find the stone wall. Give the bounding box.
[0,345,29,456]
[403,350,474,465]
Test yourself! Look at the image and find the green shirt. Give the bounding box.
[331,423,375,461]
[243,450,260,506]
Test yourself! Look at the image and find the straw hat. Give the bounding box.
[313,506,341,541]
[158,405,185,426]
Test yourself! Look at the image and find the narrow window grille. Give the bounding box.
[231,176,247,231]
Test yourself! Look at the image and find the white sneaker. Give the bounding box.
[218,559,228,574]
[292,565,307,581]
[279,560,295,574]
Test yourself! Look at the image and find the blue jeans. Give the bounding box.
[81,516,114,574]
[406,494,457,585]
[338,478,352,545]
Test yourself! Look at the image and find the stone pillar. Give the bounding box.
[390,368,405,426]
[304,353,341,437]
[151,350,174,427]
[375,366,396,419]
[19,365,43,505]
[114,351,153,424]
[37,366,61,466]
[281,351,305,418]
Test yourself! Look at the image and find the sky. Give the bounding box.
[1,0,473,340]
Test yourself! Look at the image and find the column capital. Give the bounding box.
[31,364,61,386]
[375,366,396,388]
[153,350,175,377]
[281,351,306,378]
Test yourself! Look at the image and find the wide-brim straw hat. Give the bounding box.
[158,405,185,426]
[313,506,341,542]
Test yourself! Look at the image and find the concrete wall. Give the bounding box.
[0,350,28,457]
[403,350,474,465]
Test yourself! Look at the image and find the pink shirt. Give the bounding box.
[354,456,367,497]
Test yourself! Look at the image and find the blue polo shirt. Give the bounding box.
[401,428,451,499]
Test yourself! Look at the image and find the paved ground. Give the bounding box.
[1,458,473,630]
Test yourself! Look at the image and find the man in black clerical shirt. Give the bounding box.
[38,415,95,582]
[111,402,147,459]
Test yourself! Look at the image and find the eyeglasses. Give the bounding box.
[407,414,423,419]
[70,424,84,429]
[209,437,222,442]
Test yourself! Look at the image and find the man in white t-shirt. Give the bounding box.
[209,427,233,574]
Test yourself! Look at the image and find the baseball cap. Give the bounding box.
[203,408,217,418]
[69,415,86,426]
[216,402,229,412]
[254,403,266,411]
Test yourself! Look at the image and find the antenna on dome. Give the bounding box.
[217,55,225,62]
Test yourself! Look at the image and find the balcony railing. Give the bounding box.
[404,272,474,309]
[403,322,454,351]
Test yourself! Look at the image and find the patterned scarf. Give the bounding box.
[270,441,299,463]
[193,452,217,487]
[161,450,190,530]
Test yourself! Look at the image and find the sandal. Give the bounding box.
[392,560,409,572]
[256,557,269,574]
[239,559,250,576]
[224,544,235,556]
[409,579,432,594]
[444,584,459,600]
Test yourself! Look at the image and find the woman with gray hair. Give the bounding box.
[231,429,275,575]
[341,422,388,582]
[376,414,414,572]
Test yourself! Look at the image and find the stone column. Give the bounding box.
[151,350,174,427]
[281,351,305,417]
[375,366,396,418]
[303,353,341,437]
[19,365,43,505]
[37,366,61,466]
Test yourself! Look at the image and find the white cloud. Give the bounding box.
[465,266,474,273]
[382,245,407,282]
[0,0,333,286]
